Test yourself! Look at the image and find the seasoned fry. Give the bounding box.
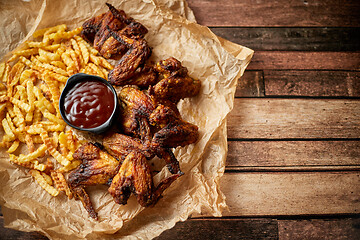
[40,128,70,166]
[51,171,73,199]
[29,170,59,196]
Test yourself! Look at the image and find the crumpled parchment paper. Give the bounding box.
[0,0,253,239]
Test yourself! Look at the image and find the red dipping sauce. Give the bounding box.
[64,80,115,128]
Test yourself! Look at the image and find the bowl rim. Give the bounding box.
[59,73,119,134]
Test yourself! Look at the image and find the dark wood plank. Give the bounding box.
[0,217,48,240]
[228,99,360,139]
[236,70,265,97]
[227,141,360,170]
[210,27,360,51]
[247,51,360,70]
[187,0,360,27]
[156,218,278,240]
[264,70,360,97]
[278,217,360,240]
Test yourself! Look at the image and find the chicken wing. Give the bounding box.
[81,3,148,59]
[150,104,199,149]
[108,151,182,207]
[150,57,201,103]
[103,132,154,161]
[118,86,155,139]
[67,143,119,220]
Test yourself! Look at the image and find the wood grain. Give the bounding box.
[221,172,360,216]
[227,141,360,169]
[264,70,360,97]
[156,218,278,240]
[228,98,360,139]
[187,0,360,27]
[278,218,360,240]
[247,51,360,70]
[210,27,360,51]
[237,70,264,97]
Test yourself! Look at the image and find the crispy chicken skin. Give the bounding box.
[103,132,154,161]
[67,143,120,220]
[150,105,199,149]
[107,30,152,85]
[81,3,148,59]
[118,87,155,138]
[68,143,119,188]
[108,151,182,207]
[150,57,201,103]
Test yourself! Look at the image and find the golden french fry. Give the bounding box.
[33,86,56,113]
[57,159,81,173]
[7,140,20,153]
[74,35,89,65]
[87,63,106,79]
[42,44,61,52]
[10,97,31,112]
[48,27,82,41]
[50,60,66,70]
[25,133,35,153]
[33,24,67,38]
[41,172,53,186]
[14,48,39,57]
[39,48,61,62]
[29,169,59,197]
[89,54,113,70]
[51,171,73,199]
[14,144,47,163]
[39,128,70,166]
[1,63,10,83]
[0,62,6,79]
[2,117,15,141]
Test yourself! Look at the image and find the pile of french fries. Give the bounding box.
[0,24,113,198]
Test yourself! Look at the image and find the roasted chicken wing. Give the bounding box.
[67,143,119,220]
[150,57,201,103]
[81,3,148,59]
[150,104,199,149]
[108,151,181,207]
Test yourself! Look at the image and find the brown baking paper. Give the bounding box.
[0,0,253,239]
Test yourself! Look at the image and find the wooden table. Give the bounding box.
[1,0,360,239]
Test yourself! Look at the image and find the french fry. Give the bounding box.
[57,159,81,173]
[7,140,20,153]
[48,26,82,41]
[41,172,53,186]
[2,117,15,141]
[25,133,35,153]
[89,54,113,70]
[14,48,39,57]
[74,35,89,65]
[33,24,67,38]
[51,171,73,199]
[33,86,56,113]
[40,128,70,166]
[13,144,47,163]
[29,169,59,197]
[0,62,6,79]
[1,63,10,83]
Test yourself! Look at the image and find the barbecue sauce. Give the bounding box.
[64,80,115,128]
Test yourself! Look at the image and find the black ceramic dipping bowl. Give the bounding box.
[59,73,119,134]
